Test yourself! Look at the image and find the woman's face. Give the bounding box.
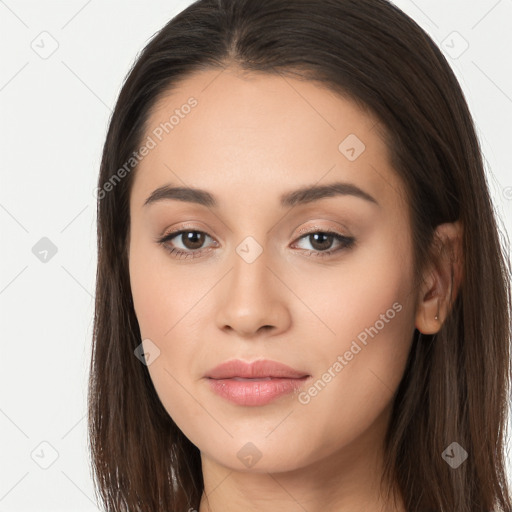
[128,67,418,473]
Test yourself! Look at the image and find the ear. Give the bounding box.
[415,220,464,335]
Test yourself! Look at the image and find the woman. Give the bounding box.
[88,0,512,511]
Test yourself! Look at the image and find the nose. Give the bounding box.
[215,247,292,338]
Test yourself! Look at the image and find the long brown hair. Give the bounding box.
[88,0,512,510]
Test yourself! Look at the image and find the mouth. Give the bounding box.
[204,359,311,406]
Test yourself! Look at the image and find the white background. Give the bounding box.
[0,0,511,510]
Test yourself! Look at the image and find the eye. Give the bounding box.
[156,229,217,259]
[291,229,356,258]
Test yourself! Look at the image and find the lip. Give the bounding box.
[205,359,311,406]
[205,359,309,379]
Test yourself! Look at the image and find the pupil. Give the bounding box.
[184,232,204,249]
[311,233,332,250]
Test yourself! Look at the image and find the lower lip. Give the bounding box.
[207,377,309,406]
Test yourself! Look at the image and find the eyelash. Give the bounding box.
[155,227,356,260]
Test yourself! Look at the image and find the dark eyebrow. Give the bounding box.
[280,182,378,208]
[143,181,379,209]
[144,185,216,208]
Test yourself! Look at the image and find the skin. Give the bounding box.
[127,66,463,512]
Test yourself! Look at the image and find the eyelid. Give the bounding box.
[294,221,351,236]
[159,221,214,238]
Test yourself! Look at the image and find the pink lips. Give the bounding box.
[205,359,310,406]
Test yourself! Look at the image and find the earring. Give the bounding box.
[434,299,440,321]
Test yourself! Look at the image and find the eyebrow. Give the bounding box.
[143,181,379,209]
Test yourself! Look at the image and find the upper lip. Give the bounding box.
[205,359,309,379]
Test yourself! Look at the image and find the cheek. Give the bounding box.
[129,229,204,340]
[292,227,415,413]
[337,229,414,367]
[128,235,211,428]
[291,223,414,348]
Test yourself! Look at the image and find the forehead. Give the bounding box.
[131,67,406,212]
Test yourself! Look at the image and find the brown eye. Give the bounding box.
[307,232,336,251]
[156,229,217,259]
[293,230,356,258]
[178,231,206,250]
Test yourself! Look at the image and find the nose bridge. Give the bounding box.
[229,237,274,308]
[232,241,269,293]
[215,235,291,335]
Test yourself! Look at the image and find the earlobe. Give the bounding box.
[415,220,464,335]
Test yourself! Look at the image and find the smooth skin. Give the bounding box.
[128,66,463,512]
